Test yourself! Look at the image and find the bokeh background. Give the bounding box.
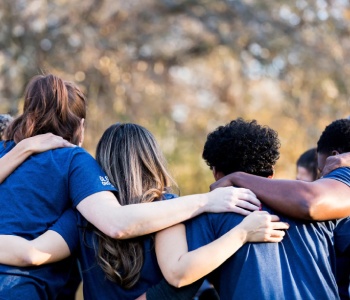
[1,0,350,195]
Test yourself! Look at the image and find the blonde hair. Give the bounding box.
[94,123,176,288]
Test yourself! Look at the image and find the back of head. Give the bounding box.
[317,119,350,155]
[95,122,175,206]
[6,74,86,145]
[94,123,176,288]
[0,114,14,141]
[203,118,280,177]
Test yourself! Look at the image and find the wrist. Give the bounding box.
[230,172,243,186]
[199,193,210,213]
[16,140,34,156]
[231,225,248,244]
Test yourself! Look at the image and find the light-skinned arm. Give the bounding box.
[0,133,75,183]
[1,134,263,240]
[77,186,261,239]
[0,231,70,266]
[210,172,350,220]
[155,211,289,287]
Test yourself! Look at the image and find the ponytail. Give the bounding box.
[6,74,86,144]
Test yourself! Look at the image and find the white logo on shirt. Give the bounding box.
[99,176,111,186]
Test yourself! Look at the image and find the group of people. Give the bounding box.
[0,73,349,300]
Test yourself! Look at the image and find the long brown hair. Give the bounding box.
[94,123,176,289]
[6,74,86,145]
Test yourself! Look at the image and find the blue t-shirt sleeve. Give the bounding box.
[48,209,78,254]
[323,167,350,187]
[68,148,117,207]
[163,193,178,200]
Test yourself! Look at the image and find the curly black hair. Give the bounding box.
[202,118,280,177]
[317,119,350,154]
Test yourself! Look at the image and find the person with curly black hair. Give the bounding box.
[209,118,350,299]
[210,118,350,220]
[155,118,347,299]
[317,119,350,172]
[202,118,280,178]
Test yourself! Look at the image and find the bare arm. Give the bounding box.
[76,187,262,239]
[210,172,350,220]
[0,133,75,183]
[0,231,70,266]
[1,134,263,241]
[155,211,288,287]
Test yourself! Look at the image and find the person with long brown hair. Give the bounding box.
[0,73,281,299]
[0,122,287,299]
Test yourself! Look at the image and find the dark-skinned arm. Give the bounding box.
[210,172,350,221]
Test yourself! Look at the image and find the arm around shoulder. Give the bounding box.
[211,172,350,220]
[0,231,71,266]
[0,134,75,183]
[77,186,260,239]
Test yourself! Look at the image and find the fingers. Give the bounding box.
[264,229,286,243]
[271,221,289,230]
[61,139,76,148]
[269,214,280,222]
[234,199,260,211]
[265,236,284,243]
[236,189,261,207]
[230,206,251,216]
[269,229,286,238]
[45,134,75,148]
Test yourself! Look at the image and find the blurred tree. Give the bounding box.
[0,0,349,193]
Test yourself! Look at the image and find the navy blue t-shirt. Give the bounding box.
[0,141,116,299]
[186,168,350,300]
[77,193,177,300]
[324,167,350,300]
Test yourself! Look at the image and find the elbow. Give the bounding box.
[19,251,42,267]
[106,228,127,239]
[21,248,52,266]
[173,279,189,288]
[296,195,322,221]
[165,277,184,289]
[307,197,324,221]
[17,256,35,267]
[105,224,132,240]
[163,270,190,288]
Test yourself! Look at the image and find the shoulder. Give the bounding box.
[56,147,97,168]
[322,167,350,187]
[0,140,15,155]
[53,146,92,157]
